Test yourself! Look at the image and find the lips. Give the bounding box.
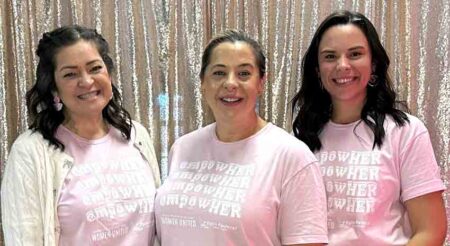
[220,96,243,104]
[333,76,357,85]
[222,97,240,102]
[77,90,100,100]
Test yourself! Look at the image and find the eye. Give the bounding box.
[91,65,103,73]
[63,72,77,78]
[212,71,226,76]
[349,51,363,59]
[238,71,251,77]
[324,54,336,60]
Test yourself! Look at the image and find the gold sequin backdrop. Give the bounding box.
[0,0,449,244]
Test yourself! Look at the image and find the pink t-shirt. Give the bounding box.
[56,125,156,246]
[155,123,328,245]
[317,114,445,245]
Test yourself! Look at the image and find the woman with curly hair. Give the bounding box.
[1,25,160,245]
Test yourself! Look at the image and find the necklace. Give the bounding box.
[63,120,109,139]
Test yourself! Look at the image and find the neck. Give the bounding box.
[331,100,365,124]
[63,114,109,140]
[215,114,267,142]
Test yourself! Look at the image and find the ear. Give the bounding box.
[200,78,206,95]
[257,75,266,96]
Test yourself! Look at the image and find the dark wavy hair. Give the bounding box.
[292,10,408,152]
[200,29,266,80]
[26,25,132,150]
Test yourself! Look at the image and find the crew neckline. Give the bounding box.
[211,122,272,144]
[327,119,362,129]
[58,124,112,145]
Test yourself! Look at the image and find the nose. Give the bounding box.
[337,57,351,71]
[78,72,94,86]
[223,74,238,91]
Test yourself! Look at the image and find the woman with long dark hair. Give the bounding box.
[292,10,446,245]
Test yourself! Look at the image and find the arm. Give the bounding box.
[398,119,447,245]
[405,191,447,246]
[280,163,328,246]
[1,137,44,245]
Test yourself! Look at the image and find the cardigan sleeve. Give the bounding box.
[1,133,45,246]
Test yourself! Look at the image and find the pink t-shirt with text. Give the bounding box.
[155,123,328,245]
[318,114,444,245]
[56,125,156,246]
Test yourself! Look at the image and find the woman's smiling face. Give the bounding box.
[201,41,264,123]
[54,40,113,119]
[318,24,372,107]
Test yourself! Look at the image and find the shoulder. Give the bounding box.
[131,120,148,135]
[403,113,426,129]
[265,124,313,152]
[385,113,428,137]
[172,123,214,147]
[263,124,317,165]
[10,129,49,153]
[5,130,57,175]
[130,120,152,143]
[381,113,434,153]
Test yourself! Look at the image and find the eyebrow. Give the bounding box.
[58,59,102,72]
[210,63,255,69]
[348,46,366,51]
[319,50,334,55]
[320,46,366,54]
[238,63,254,68]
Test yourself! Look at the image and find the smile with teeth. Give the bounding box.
[221,97,242,103]
[78,90,100,100]
[334,77,356,84]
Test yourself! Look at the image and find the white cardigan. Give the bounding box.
[1,121,161,246]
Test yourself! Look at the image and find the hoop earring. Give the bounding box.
[53,95,63,111]
[368,74,378,87]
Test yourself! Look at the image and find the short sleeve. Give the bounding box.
[400,126,445,202]
[278,162,328,244]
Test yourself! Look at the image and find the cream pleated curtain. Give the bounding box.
[0,0,449,244]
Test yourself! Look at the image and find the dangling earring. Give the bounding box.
[53,95,63,111]
[368,63,378,87]
[368,74,378,87]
